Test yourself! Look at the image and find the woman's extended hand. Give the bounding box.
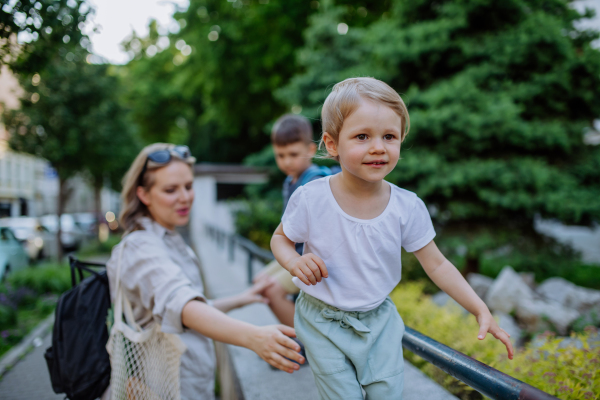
[476,312,514,360]
[286,253,328,286]
[247,325,305,373]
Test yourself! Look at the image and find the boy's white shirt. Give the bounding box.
[282,175,436,312]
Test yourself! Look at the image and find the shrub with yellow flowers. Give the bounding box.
[392,282,600,400]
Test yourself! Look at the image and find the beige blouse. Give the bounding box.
[106,217,216,400]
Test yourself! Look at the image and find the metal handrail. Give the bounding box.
[205,224,274,284]
[204,224,559,400]
[403,328,558,400]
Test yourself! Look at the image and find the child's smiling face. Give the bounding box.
[325,99,402,183]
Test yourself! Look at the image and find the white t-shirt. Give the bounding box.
[282,175,436,312]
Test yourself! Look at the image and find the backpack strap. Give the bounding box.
[113,238,142,332]
[68,256,106,288]
[299,166,333,186]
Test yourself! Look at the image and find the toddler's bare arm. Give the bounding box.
[414,241,514,359]
[271,223,328,285]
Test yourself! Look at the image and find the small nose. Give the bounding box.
[370,138,385,153]
[180,187,192,202]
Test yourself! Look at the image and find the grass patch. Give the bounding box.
[0,262,72,358]
[76,235,121,258]
[0,296,56,358]
[6,262,72,296]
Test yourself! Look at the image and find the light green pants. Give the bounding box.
[295,292,405,400]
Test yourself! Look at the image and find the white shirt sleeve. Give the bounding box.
[281,186,310,243]
[401,196,436,252]
[117,234,205,334]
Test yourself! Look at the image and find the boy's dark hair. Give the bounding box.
[271,114,313,146]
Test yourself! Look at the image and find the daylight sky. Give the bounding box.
[87,0,600,65]
[85,0,188,64]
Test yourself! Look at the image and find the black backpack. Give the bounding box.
[44,257,111,400]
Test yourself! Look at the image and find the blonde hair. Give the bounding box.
[119,143,196,233]
[320,77,410,159]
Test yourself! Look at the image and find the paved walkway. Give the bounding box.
[0,332,62,400]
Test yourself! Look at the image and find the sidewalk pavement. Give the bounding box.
[0,332,62,400]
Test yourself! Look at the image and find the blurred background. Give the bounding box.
[0,0,600,398]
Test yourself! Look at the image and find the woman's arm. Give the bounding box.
[413,241,514,359]
[271,223,327,286]
[182,300,304,373]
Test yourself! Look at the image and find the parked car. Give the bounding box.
[0,217,57,260]
[40,214,85,251]
[71,212,98,238]
[0,227,29,281]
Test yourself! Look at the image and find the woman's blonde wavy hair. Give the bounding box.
[119,143,196,234]
[320,77,410,160]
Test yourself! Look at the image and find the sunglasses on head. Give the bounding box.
[138,145,192,187]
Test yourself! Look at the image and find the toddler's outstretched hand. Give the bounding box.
[476,312,514,360]
[286,253,328,286]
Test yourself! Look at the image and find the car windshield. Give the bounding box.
[10,227,31,241]
[40,215,77,232]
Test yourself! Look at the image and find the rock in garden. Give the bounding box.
[536,277,600,313]
[485,266,535,314]
[530,329,600,350]
[431,291,468,315]
[519,272,536,289]
[515,298,580,335]
[493,312,524,346]
[467,273,494,299]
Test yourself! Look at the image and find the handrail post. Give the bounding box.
[247,251,254,284]
[228,235,235,262]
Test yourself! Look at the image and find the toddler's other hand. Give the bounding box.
[238,277,275,306]
[287,253,328,286]
[476,312,514,360]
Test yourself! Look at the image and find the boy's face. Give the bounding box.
[324,100,401,183]
[273,141,317,180]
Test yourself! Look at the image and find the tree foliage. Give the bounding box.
[2,1,138,250]
[3,0,138,190]
[279,0,600,267]
[1,0,93,74]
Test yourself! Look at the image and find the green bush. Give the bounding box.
[0,304,17,328]
[234,195,283,250]
[392,282,599,399]
[400,250,439,294]
[77,234,121,257]
[480,251,600,290]
[495,329,600,399]
[7,263,71,295]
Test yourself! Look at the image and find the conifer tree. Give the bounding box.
[280,0,600,272]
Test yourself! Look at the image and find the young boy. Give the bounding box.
[271,78,513,399]
[254,114,335,327]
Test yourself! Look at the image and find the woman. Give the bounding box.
[106,143,304,399]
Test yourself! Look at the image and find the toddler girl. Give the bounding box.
[271,77,513,399]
